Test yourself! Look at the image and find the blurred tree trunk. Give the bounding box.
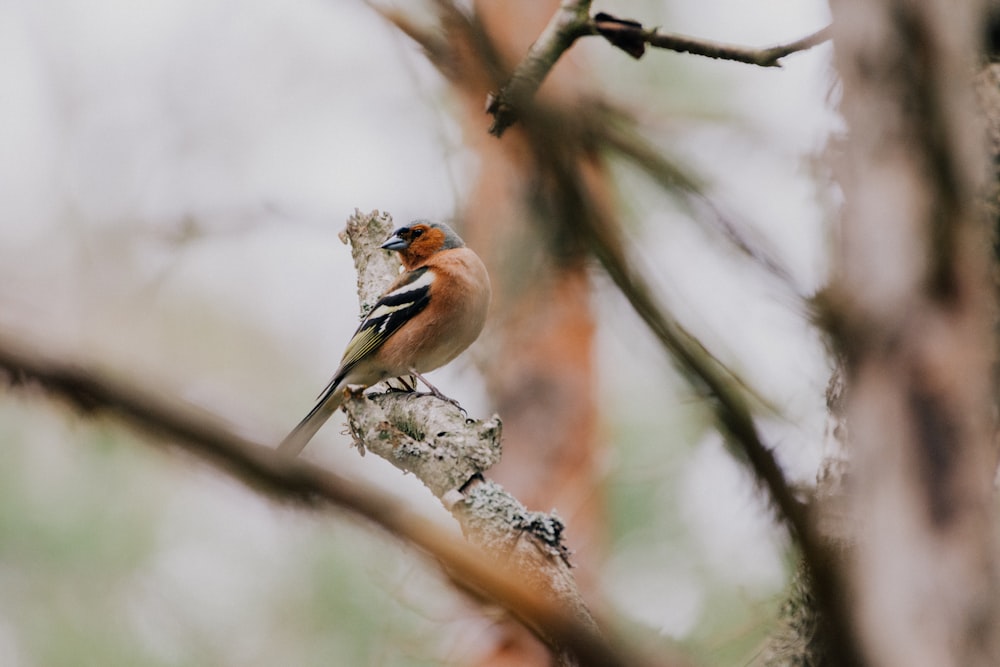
[464,1,605,587]
[439,1,607,664]
[762,1,1000,665]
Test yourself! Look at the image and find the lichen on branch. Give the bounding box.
[336,210,600,658]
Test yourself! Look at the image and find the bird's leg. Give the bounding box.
[410,369,465,412]
[384,375,417,393]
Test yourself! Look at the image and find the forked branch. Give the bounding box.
[486,0,830,135]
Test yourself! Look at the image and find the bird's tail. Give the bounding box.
[278,388,345,457]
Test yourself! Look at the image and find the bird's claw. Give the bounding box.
[409,369,467,414]
[427,389,466,415]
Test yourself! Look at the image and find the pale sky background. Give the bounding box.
[0,0,837,660]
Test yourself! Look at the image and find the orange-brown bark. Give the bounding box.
[422,1,610,664]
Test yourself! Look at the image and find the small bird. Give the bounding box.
[279,220,491,456]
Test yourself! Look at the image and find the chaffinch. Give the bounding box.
[279,220,492,456]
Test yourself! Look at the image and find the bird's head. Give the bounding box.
[381,220,465,269]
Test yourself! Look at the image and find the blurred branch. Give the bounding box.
[483,0,831,136]
[544,138,806,526]
[516,113,866,666]
[579,183,862,667]
[591,109,804,295]
[0,333,670,667]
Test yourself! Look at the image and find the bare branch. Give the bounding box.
[591,109,805,295]
[486,0,593,136]
[577,180,864,667]
[615,20,832,67]
[484,0,831,136]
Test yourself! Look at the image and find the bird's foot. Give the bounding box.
[410,370,466,414]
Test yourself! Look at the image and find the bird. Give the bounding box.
[278,220,491,456]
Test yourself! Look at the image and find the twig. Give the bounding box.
[486,0,593,136]
[591,109,805,295]
[381,4,809,296]
[596,16,832,67]
[544,145,807,533]
[586,207,860,667]
[485,0,831,136]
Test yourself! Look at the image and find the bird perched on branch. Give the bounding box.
[279,220,491,456]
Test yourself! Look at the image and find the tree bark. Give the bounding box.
[821,0,1000,665]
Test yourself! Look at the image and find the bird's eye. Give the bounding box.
[411,228,424,238]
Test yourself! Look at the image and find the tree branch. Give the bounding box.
[502,110,866,665]
[598,17,832,67]
[0,331,671,667]
[336,211,596,664]
[485,0,593,136]
[485,0,831,136]
[574,177,864,667]
[591,108,804,295]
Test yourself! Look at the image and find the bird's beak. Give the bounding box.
[380,233,409,251]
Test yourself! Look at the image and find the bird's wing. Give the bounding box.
[280,268,436,456]
[324,266,434,393]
